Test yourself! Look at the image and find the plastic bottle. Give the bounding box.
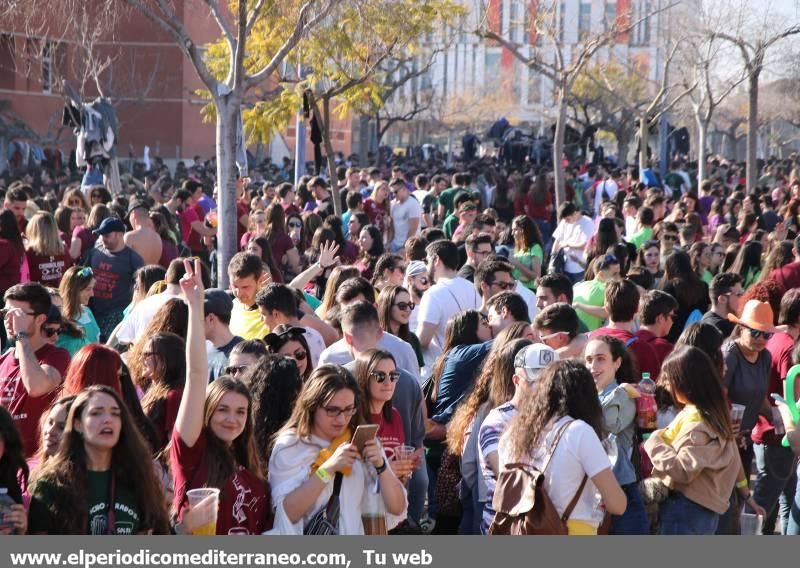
[636,373,658,430]
[0,488,16,532]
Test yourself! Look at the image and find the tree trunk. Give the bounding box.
[320,97,342,217]
[215,96,240,289]
[447,129,453,166]
[358,115,370,167]
[746,69,760,191]
[696,115,709,189]
[553,88,568,209]
[616,129,631,166]
[638,116,649,173]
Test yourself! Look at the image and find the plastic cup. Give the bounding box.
[730,403,746,425]
[395,444,415,462]
[186,488,220,536]
[740,513,763,535]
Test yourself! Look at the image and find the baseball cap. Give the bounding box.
[204,289,234,318]
[93,217,126,235]
[127,200,148,216]
[514,344,559,382]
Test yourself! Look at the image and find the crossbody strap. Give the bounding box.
[561,474,589,522]
[540,419,574,474]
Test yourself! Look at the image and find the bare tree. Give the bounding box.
[711,0,800,190]
[477,1,673,208]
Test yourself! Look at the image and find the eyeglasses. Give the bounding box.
[370,370,401,383]
[473,248,492,257]
[538,330,570,342]
[394,301,415,311]
[322,405,358,418]
[414,277,429,285]
[746,327,773,340]
[662,234,678,242]
[77,266,93,279]
[490,280,516,291]
[42,326,62,338]
[288,221,303,229]
[224,365,248,376]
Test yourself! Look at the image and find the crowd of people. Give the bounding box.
[1,150,800,536]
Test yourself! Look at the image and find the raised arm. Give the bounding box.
[174,258,208,448]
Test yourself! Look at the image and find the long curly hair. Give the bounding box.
[447,337,532,455]
[30,386,170,534]
[127,298,188,391]
[503,360,605,462]
[246,355,303,472]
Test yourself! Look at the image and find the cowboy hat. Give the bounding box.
[727,300,775,333]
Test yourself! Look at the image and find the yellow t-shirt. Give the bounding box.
[229,298,270,340]
[661,404,703,445]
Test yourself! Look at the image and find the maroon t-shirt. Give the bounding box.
[0,343,70,458]
[236,201,249,242]
[268,232,294,266]
[372,407,405,459]
[170,429,272,535]
[73,226,98,258]
[25,250,71,287]
[0,239,22,292]
[179,203,206,252]
[753,331,794,445]
[364,199,387,232]
[635,329,674,370]
[770,262,800,293]
[151,388,182,451]
[590,327,662,380]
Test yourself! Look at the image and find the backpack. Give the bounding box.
[489,420,588,535]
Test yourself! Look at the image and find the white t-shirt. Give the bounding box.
[553,216,594,274]
[116,291,181,344]
[415,276,480,352]
[318,332,420,382]
[514,281,538,322]
[498,416,611,527]
[390,196,421,249]
[593,179,618,217]
[301,326,326,368]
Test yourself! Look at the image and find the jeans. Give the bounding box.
[786,463,800,535]
[610,483,650,535]
[753,443,797,534]
[660,492,720,535]
[407,457,429,525]
[458,482,481,535]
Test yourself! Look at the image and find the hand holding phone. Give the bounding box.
[350,424,379,454]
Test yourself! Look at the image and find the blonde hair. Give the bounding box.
[25,211,64,256]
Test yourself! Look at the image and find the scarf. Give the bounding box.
[311,429,353,476]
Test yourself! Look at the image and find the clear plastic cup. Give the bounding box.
[186,488,220,535]
[740,513,763,535]
[395,444,415,462]
[730,403,746,425]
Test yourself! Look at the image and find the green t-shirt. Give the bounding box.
[629,227,653,250]
[701,269,713,284]
[442,214,459,239]
[28,470,141,535]
[573,278,607,331]
[303,292,322,310]
[56,307,101,356]
[512,243,544,290]
[437,187,459,218]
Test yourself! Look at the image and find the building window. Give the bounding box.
[485,51,501,85]
[604,1,617,30]
[578,2,592,40]
[0,35,14,90]
[41,41,54,93]
[527,70,542,105]
[558,1,566,43]
[631,0,652,46]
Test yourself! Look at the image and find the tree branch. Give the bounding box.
[205,0,235,51]
[245,0,268,35]
[231,0,247,88]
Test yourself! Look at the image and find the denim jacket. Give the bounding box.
[599,381,637,486]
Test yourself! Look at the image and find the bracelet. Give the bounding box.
[375,459,388,475]
[315,467,332,483]
[736,479,749,489]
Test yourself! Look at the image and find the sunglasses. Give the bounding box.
[370,370,401,383]
[288,221,303,229]
[224,365,248,376]
[0,307,37,317]
[538,330,569,342]
[491,280,516,290]
[414,277,429,285]
[288,349,307,361]
[322,405,358,418]
[662,234,678,242]
[43,326,62,338]
[394,301,415,311]
[746,327,773,340]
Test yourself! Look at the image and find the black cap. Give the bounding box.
[204,288,233,318]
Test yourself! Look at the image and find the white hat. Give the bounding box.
[514,344,559,382]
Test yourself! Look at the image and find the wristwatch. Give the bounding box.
[375,459,388,475]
